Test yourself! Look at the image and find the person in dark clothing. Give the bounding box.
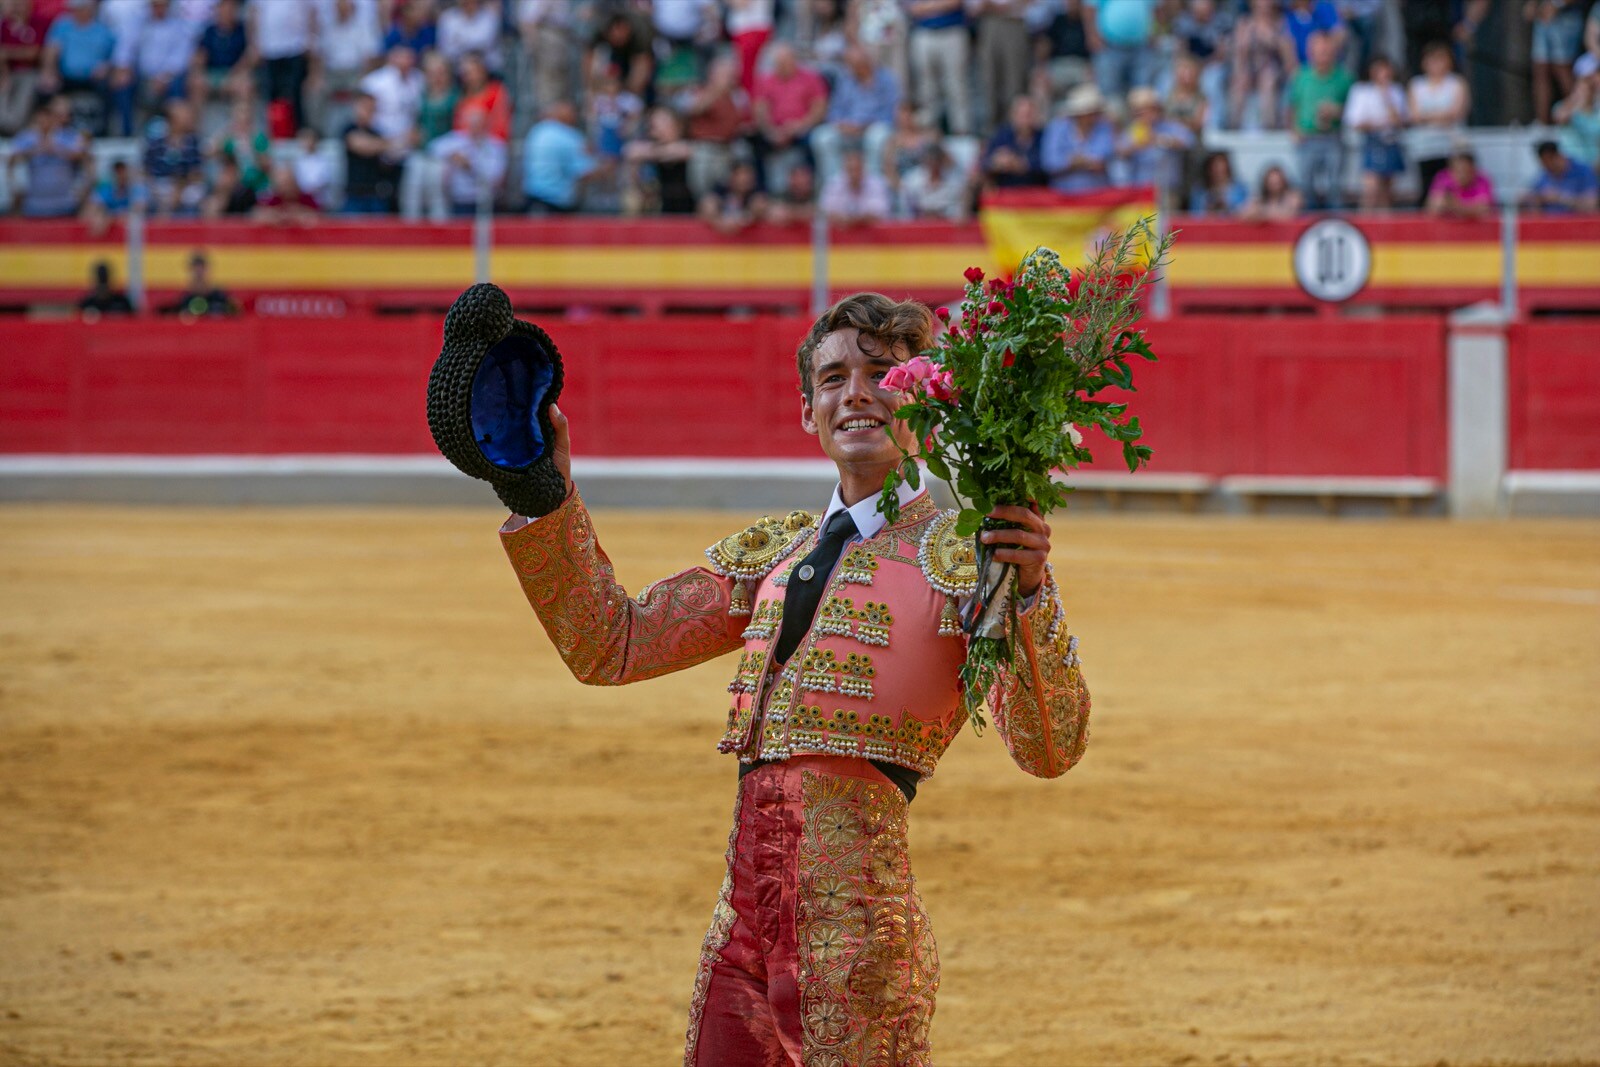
[164,251,238,317]
[80,260,135,316]
[983,93,1048,188]
[343,90,400,212]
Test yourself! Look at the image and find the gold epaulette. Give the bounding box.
[917,510,979,636]
[705,511,817,615]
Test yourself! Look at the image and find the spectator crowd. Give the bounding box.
[2,0,1598,225]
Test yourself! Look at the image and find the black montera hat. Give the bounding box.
[427,283,568,517]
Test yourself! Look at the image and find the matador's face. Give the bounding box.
[800,328,918,474]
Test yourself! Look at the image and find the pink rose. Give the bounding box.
[881,355,936,393]
[927,370,957,403]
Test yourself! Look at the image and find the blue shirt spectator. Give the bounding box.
[44,5,116,83]
[523,103,597,212]
[827,59,899,128]
[903,0,963,32]
[7,109,88,217]
[1040,86,1116,193]
[1088,0,1154,47]
[382,20,437,56]
[1283,0,1342,66]
[1527,143,1600,213]
[113,0,198,80]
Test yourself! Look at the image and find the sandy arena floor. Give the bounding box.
[0,505,1597,1067]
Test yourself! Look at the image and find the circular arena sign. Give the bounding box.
[1292,218,1372,302]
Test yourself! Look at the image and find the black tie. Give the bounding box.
[773,508,858,665]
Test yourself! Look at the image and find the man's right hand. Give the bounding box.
[549,403,572,487]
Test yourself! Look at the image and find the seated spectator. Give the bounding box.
[1524,139,1600,213]
[983,92,1047,189]
[438,0,502,74]
[428,107,507,216]
[523,99,597,214]
[882,99,939,202]
[211,98,270,197]
[79,260,134,317]
[291,126,332,208]
[1171,0,1229,131]
[1288,31,1353,210]
[1190,149,1247,215]
[1244,163,1304,220]
[189,0,250,112]
[6,96,89,217]
[1283,0,1345,67]
[764,161,816,225]
[518,0,576,112]
[343,90,401,213]
[1166,53,1209,135]
[145,98,206,216]
[360,43,422,147]
[899,142,970,220]
[1230,0,1297,130]
[81,157,146,233]
[248,0,315,134]
[1117,86,1193,203]
[682,54,746,199]
[1040,82,1115,193]
[586,10,653,104]
[110,0,197,137]
[1408,40,1469,207]
[750,42,828,194]
[1,0,52,135]
[311,0,382,136]
[202,154,257,217]
[165,251,238,317]
[820,145,891,225]
[39,0,115,126]
[698,156,768,234]
[1425,149,1494,218]
[383,0,438,57]
[1528,0,1585,124]
[453,51,510,143]
[1344,55,1407,210]
[812,44,899,186]
[401,52,461,221]
[252,161,320,225]
[1553,54,1600,168]
[1084,0,1158,104]
[624,105,696,215]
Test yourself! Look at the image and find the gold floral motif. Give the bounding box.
[740,598,786,641]
[986,582,1092,780]
[916,510,979,599]
[837,546,879,586]
[772,706,958,779]
[798,648,877,700]
[705,512,817,585]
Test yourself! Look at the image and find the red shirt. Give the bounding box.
[753,66,827,128]
[0,11,50,69]
[455,82,511,141]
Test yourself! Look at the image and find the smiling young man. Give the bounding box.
[501,293,1091,1064]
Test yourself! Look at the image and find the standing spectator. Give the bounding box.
[1554,54,1600,168]
[982,92,1046,189]
[383,0,438,56]
[1190,149,1247,214]
[590,65,642,166]
[6,96,87,215]
[1118,86,1193,205]
[972,0,1029,136]
[903,0,969,136]
[724,0,773,94]
[812,44,898,186]
[400,49,458,220]
[81,157,145,231]
[0,0,51,134]
[428,106,506,215]
[1527,0,1585,125]
[1524,139,1600,213]
[1287,31,1352,209]
[1344,54,1406,210]
[698,155,767,234]
[452,51,508,142]
[1040,82,1115,193]
[586,10,652,106]
[1337,0,1383,76]
[764,160,815,224]
[806,0,852,76]
[439,0,501,74]
[189,0,251,112]
[1244,162,1304,220]
[342,90,400,212]
[858,0,909,97]
[820,144,892,224]
[212,98,270,196]
[359,43,421,147]
[165,251,237,317]
[1425,147,1494,218]
[623,105,695,214]
[1283,0,1345,67]
[250,0,315,135]
[252,161,320,224]
[1083,0,1156,103]
[682,53,746,201]
[749,42,827,193]
[1407,40,1469,207]
[1231,0,1297,131]
[1032,0,1091,108]
[201,154,256,215]
[899,141,969,219]
[522,98,596,213]
[1171,0,1230,132]
[110,0,197,136]
[38,0,116,131]
[145,98,206,216]
[1166,53,1210,147]
[651,0,718,96]
[291,125,332,207]
[517,0,575,111]
[79,260,134,316]
[311,0,382,135]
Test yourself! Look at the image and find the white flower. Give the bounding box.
[1063,423,1084,446]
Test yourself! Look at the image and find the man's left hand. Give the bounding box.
[981,504,1051,598]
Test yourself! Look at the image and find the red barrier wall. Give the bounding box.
[0,314,1455,479]
[1508,322,1600,471]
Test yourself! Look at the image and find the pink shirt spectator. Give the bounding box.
[1428,168,1494,208]
[753,66,827,128]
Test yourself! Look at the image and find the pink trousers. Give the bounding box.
[684,756,939,1066]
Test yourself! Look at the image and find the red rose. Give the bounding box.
[987,277,1006,294]
[964,266,985,284]
[987,300,1004,314]
[976,321,989,333]
[1001,347,1015,367]
[935,306,951,322]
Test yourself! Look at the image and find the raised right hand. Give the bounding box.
[549,403,572,486]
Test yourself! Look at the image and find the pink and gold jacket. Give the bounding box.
[502,487,1090,780]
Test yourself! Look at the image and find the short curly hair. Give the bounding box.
[795,293,934,404]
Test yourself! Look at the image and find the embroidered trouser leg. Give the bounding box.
[685,758,938,1067]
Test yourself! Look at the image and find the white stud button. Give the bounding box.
[797,565,815,581]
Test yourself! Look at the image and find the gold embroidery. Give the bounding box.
[705,512,818,603]
[767,705,957,778]
[740,598,785,641]
[797,648,876,700]
[683,791,743,1064]
[837,546,879,586]
[916,510,979,600]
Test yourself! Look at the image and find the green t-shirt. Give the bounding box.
[417,88,461,147]
[224,130,271,192]
[1289,66,1354,135]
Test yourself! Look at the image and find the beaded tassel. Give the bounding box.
[938,595,961,636]
[730,578,752,617]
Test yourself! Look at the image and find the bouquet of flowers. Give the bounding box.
[878,218,1175,730]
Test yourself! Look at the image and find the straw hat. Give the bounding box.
[1061,83,1106,117]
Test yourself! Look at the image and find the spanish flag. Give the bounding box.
[979,187,1158,274]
